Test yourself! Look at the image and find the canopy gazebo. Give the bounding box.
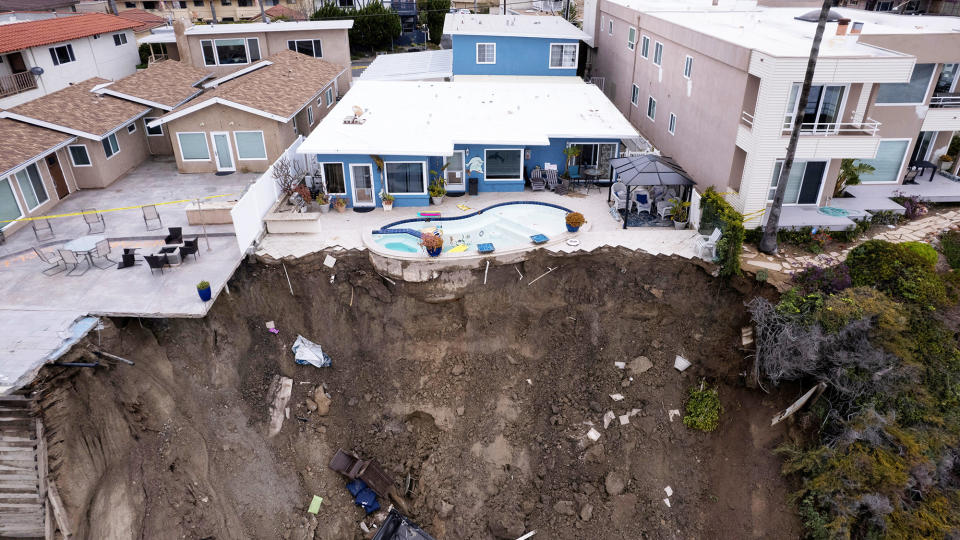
[608,154,696,229]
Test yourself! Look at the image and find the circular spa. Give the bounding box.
[370,202,577,258]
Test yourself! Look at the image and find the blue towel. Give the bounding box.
[346,479,380,514]
[477,243,495,254]
[530,234,549,244]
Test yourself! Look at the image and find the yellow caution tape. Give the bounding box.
[1,193,235,224]
[743,208,767,218]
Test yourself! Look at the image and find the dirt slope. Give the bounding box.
[30,249,799,539]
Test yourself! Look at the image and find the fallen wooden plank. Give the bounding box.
[47,481,71,538]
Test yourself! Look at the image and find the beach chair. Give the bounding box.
[695,228,723,260]
[530,169,546,191]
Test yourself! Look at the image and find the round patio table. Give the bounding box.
[64,234,104,263]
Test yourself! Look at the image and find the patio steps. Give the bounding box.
[0,395,46,539]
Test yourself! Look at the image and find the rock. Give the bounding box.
[348,397,359,407]
[582,483,597,496]
[629,356,653,375]
[456,406,465,416]
[553,500,576,516]
[605,471,626,496]
[436,500,454,520]
[305,399,318,412]
[579,503,594,521]
[649,288,664,299]
[313,388,331,416]
[452,365,464,376]
[488,514,525,539]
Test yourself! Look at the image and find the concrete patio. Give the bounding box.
[846,171,960,203]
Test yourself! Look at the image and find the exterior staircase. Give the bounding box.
[0,395,45,539]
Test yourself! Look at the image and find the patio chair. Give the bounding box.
[903,168,919,185]
[568,165,581,180]
[611,181,628,211]
[144,254,169,275]
[90,239,115,269]
[32,219,54,241]
[633,189,652,214]
[164,227,183,246]
[82,208,105,234]
[530,169,545,191]
[656,200,675,220]
[58,249,89,276]
[544,169,560,191]
[142,204,162,230]
[695,228,723,261]
[117,249,138,269]
[179,237,199,262]
[0,229,5,244]
[33,247,66,276]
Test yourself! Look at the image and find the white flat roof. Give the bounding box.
[184,20,353,35]
[442,13,590,41]
[138,29,176,44]
[297,80,638,156]
[359,50,452,81]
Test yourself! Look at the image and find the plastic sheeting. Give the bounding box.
[292,335,331,368]
[372,509,436,540]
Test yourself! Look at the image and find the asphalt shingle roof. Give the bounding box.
[0,118,72,175]
[115,8,166,32]
[101,61,211,110]
[0,13,139,54]
[9,78,150,138]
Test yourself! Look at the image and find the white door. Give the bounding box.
[444,151,465,192]
[351,164,375,207]
[210,132,235,172]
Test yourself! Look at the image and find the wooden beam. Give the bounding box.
[36,419,51,540]
[46,482,71,538]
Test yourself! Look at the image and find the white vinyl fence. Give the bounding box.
[230,136,307,253]
[689,188,702,232]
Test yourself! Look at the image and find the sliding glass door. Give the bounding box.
[784,84,847,134]
[568,143,617,180]
[768,160,826,205]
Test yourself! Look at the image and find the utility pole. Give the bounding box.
[258,0,269,22]
[759,0,831,254]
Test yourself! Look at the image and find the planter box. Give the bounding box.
[186,200,236,225]
[264,195,323,234]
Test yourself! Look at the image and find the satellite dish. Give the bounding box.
[29,66,44,76]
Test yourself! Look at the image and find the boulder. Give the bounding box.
[553,500,576,516]
[313,387,331,416]
[605,471,626,496]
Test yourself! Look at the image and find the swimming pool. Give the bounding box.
[371,202,574,257]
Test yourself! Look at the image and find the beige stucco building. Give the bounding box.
[587,0,960,228]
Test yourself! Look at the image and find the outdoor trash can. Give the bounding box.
[468,177,479,195]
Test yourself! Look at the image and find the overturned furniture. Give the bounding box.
[328,449,409,513]
[372,508,436,540]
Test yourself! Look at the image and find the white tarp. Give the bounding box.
[292,335,331,368]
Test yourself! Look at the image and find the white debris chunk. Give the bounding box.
[668,409,681,422]
[618,414,630,426]
[663,498,671,508]
[664,486,673,497]
[614,361,626,369]
[587,428,602,441]
[526,379,533,386]
[629,408,642,417]
[609,393,625,401]
[323,254,337,268]
[674,355,691,371]
[603,411,616,429]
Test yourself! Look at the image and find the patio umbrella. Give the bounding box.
[607,155,696,229]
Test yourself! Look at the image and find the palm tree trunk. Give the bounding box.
[210,0,218,23]
[758,0,832,254]
[258,0,269,22]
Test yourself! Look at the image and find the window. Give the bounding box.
[287,39,322,58]
[127,123,136,134]
[653,41,663,66]
[321,163,346,193]
[476,43,495,64]
[200,38,260,66]
[49,44,75,66]
[668,113,676,135]
[307,106,314,126]
[101,133,120,159]
[627,27,637,50]
[630,84,639,106]
[608,20,613,35]
[177,132,210,161]
[768,160,826,204]
[175,0,187,6]
[194,0,204,6]
[68,145,91,166]
[0,177,23,229]
[683,55,693,78]
[238,0,252,5]
[125,1,135,7]
[484,149,522,180]
[784,83,847,132]
[325,87,334,107]
[936,63,958,94]
[142,0,157,7]
[233,131,267,160]
[549,43,577,69]
[221,0,231,4]
[385,162,426,193]
[13,164,47,210]
[113,33,128,46]
[144,118,163,136]
[853,140,910,183]
[646,96,656,120]
[640,35,650,59]
[875,63,935,104]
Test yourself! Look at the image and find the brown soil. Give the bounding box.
[29,249,799,539]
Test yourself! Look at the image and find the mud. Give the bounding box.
[30,249,799,539]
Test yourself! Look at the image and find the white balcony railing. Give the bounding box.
[740,111,755,128]
[534,0,563,11]
[0,71,37,99]
[588,76,604,91]
[780,118,881,137]
[930,93,960,108]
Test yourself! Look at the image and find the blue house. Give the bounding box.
[443,14,590,78]
[296,80,638,208]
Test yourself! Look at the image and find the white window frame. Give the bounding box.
[653,41,663,66]
[668,112,677,135]
[384,161,428,194]
[483,148,524,182]
[0,176,24,230]
[113,32,128,46]
[127,122,137,134]
[176,132,211,161]
[200,37,260,66]
[307,106,314,126]
[286,39,323,58]
[608,20,613,35]
[67,144,92,167]
[102,133,120,160]
[640,35,650,59]
[767,159,828,205]
[232,130,268,161]
[630,84,639,106]
[548,43,578,70]
[11,163,48,211]
[49,44,75,66]
[852,137,912,185]
[873,63,936,107]
[646,96,656,121]
[683,55,693,79]
[476,42,496,65]
[325,87,334,107]
[319,162,347,195]
[143,118,163,136]
[627,27,637,50]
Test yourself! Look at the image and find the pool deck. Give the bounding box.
[255,190,702,264]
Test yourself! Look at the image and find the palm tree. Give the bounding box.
[833,158,876,198]
[758,0,833,254]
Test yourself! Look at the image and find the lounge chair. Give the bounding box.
[142,204,162,230]
[82,208,105,234]
[33,247,66,275]
[144,254,169,275]
[90,239,115,269]
[530,169,546,192]
[530,234,549,245]
[179,237,199,262]
[545,169,559,191]
[657,201,674,220]
[32,220,54,241]
[58,249,89,276]
[695,228,723,260]
[633,189,652,214]
[477,243,495,254]
[164,227,183,245]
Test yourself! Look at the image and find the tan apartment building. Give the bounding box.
[106,0,314,22]
[588,0,960,229]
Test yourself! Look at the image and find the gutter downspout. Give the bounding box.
[625,13,640,127]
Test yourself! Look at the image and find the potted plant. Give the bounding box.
[332,195,348,213]
[197,280,212,302]
[565,212,586,232]
[316,192,330,214]
[939,154,954,171]
[420,233,443,257]
[669,198,691,230]
[380,190,395,211]
[428,171,447,205]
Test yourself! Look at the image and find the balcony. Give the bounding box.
[930,92,960,109]
[0,71,37,99]
[780,118,880,137]
[534,0,564,11]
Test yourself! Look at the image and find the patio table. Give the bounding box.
[63,234,105,265]
[911,159,937,181]
[583,168,603,192]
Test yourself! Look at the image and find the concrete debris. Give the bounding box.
[629,356,653,375]
[603,411,616,429]
[629,408,642,417]
[587,428,601,441]
[668,409,681,422]
[266,375,293,437]
[741,326,754,347]
[313,386,331,416]
[609,393,624,401]
[604,471,626,496]
[323,254,337,268]
[673,355,691,372]
[618,414,630,426]
[663,498,671,508]
[664,486,673,497]
[614,361,626,369]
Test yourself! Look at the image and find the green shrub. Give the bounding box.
[901,241,938,269]
[940,230,960,269]
[683,384,722,432]
[776,289,825,325]
[846,240,946,308]
[699,188,744,277]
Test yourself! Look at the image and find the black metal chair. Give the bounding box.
[903,168,919,185]
[179,237,199,262]
[164,227,182,245]
[142,205,162,231]
[144,254,169,275]
[32,219,54,241]
[82,208,105,234]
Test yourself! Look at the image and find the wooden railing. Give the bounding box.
[0,71,37,99]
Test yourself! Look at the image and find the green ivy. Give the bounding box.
[683,385,722,432]
[699,188,744,277]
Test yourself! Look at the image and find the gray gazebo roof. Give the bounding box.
[609,154,695,187]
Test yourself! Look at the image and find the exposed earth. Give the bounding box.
[28,249,800,539]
